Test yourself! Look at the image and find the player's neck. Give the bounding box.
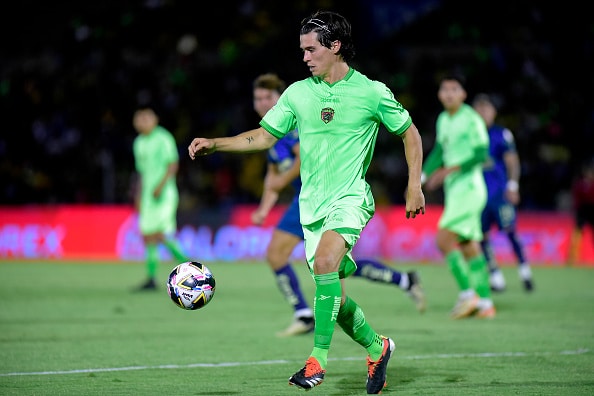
[323,63,349,84]
[446,103,464,115]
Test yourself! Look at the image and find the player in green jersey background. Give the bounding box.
[422,73,495,319]
[188,10,425,394]
[132,106,188,290]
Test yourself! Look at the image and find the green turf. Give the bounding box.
[0,260,593,395]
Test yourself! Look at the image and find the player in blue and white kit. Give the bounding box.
[250,73,426,338]
[473,94,534,292]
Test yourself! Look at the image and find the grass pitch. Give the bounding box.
[0,260,593,395]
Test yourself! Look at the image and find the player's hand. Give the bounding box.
[405,185,425,219]
[425,167,451,191]
[251,210,266,226]
[505,189,520,205]
[188,138,216,160]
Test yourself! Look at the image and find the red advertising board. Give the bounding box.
[0,205,592,265]
[0,205,133,260]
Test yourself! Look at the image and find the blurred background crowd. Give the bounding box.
[1,0,592,213]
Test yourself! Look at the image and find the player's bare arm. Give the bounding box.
[266,144,301,192]
[188,127,277,159]
[154,161,179,198]
[503,150,521,205]
[401,123,426,218]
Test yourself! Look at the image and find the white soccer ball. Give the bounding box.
[167,261,216,310]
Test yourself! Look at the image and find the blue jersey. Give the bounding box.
[267,129,303,239]
[267,129,301,194]
[483,124,516,200]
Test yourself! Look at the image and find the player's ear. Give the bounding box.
[331,40,341,54]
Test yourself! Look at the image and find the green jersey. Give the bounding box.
[435,103,489,197]
[430,103,489,240]
[260,68,412,225]
[133,125,179,234]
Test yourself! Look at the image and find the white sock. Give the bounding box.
[295,308,313,319]
[519,265,532,280]
[399,273,410,290]
[459,289,477,300]
[478,298,494,310]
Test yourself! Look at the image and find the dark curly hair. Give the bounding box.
[300,11,356,62]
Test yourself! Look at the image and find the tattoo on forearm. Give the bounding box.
[246,136,254,144]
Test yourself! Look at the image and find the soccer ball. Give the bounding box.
[167,261,216,310]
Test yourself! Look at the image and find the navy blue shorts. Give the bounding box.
[276,197,304,239]
[481,196,517,233]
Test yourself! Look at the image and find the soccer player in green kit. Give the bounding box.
[422,73,496,319]
[188,11,425,394]
[250,73,425,338]
[132,106,188,290]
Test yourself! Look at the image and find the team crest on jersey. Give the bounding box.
[321,107,335,124]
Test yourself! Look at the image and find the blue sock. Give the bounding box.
[275,263,311,313]
[507,231,527,265]
[353,258,401,285]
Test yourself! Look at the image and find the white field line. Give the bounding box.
[0,348,589,377]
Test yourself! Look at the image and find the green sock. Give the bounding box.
[446,250,470,290]
[310,272,342,369]
[145,244,159,278]
[336,296,384,360]
[468,254,491,298]
[163,238,188,262]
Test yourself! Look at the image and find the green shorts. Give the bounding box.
[139,195,178,235]
[439,191,486,241]
[302,205,373,279]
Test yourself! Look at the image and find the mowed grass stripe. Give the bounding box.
[0,348,589,377]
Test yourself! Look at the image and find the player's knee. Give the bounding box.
[436,231,455,253]
[312,255,339,274]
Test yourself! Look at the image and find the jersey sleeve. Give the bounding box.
[460,146,489,173]
[260,89,298,139]
[161,129,180,164]
[376,83,412,135]
[471,113,490,149]
[458,112,489,172]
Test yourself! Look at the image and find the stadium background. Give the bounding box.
[1,1,593,263]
